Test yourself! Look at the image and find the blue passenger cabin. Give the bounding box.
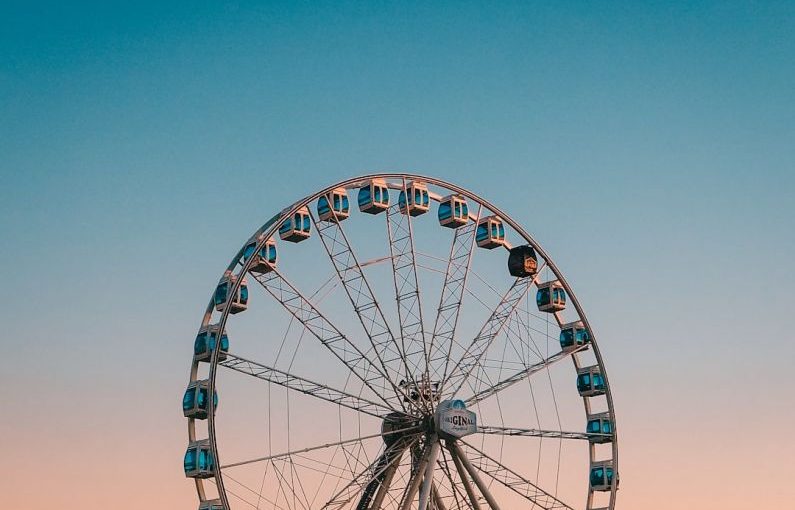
[199,500,224,510]
[508,245,538,277]
[317,187,350,222]
[438,194,469,228]
[559,321,590,352]
[577,365,607,397]
[194,324,229,363]
[243,236,277,274]
[182,380,218,420]
[536,280,566,313]
[476,215,506,249]
[215,271,248,314]
[586,412,614,444]
[279,206,311,242]
[398,181,430,216]
[358,179,390,214]
[184,440,215,479]
[589,460,616,491]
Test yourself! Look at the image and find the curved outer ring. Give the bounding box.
[186,173,619,510]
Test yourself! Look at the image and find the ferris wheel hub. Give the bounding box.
[434,399,478,440]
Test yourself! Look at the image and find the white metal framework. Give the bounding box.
[184,174,619,510]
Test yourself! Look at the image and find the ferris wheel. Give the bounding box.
[183,174,619,510]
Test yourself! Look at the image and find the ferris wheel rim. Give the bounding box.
[187,172,619,510]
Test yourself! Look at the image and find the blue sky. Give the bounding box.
[1,1,794,508]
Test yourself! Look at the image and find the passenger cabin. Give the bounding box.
[182,379,218,420]
[279,206,311,242]
[577,365,607,397]
[184,440,215,479]
[215,271,248,314]
[438,194,469,228]
[194,324,228,363]
[476,215,506,249]
[536,280,566,313]
[243,236,277,274]
[398,181,430,216]
[586,412,614,444]
[559,321,590,351]
[317,187,350,222]
[589,460,616,492]
[199,500,224,510]
[508,245,538,277]
[358,179,390,214]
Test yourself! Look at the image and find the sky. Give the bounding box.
[1,1,794,508]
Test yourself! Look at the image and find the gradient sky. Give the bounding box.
[2,1,794,509]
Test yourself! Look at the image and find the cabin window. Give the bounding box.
[184,449,197,471]
[593,373,605,389]
[215,283,228,306]
[198,450,211,470]
[537,288,550,306]
[183,388,195,411]
[194,334,207,355]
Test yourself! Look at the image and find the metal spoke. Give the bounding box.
[431,482,448,510]
[437,446,474,510]
[311,204,410,408]
[458,440,574,510]
[427,205,481,386]
[418,438,442,510]
[386,178,430,407]
[214,473,288,510]
[447,442,501,510]
[446,445,483,510]
[250,268,403,410]
[477,425,598,441]
[366,450,402,510]
[463,347,583,407]
[398,438,433,510]
[219,352,396,419]
[441,274,534,400]
[271,458,310,510]
[322,436,418,510]
[221,424,422,470]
